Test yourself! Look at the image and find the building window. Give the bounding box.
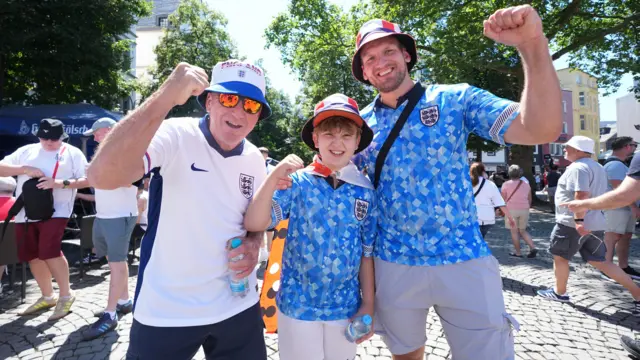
[580,115,586,130]
[486,151,496,156]
[576,75,582,85]
[550,143,563,156]
[562,100,567,113]
[579,92,585,106]
[533,146,538,155]
[158,16,169,28]
[563,122,568,134]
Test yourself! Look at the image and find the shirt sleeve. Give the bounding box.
[1,147,23,166]
[568,165,591,192]
[488,181,506,207]
[605,162,628,181]
[361,196,377,258]
[628,153,640,180]
[72,150,89,178]
[463,85,520,146]
[142,121,180,174]
[269,176,296,229]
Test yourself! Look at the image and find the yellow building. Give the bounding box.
[556,68,601,156]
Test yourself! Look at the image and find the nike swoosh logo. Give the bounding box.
[191,163,208,172]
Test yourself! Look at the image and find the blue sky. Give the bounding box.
[206,0,633,123]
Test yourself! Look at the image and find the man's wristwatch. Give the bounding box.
[62,180,71,189]
[574,218,584,223]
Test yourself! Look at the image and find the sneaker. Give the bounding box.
[48,295,75,321]
[82,253,100,265]
[82,313,118,341]
[537,288,571,303]
[634,301,640,315]
[93,300,133,317]
[621,335,640,358]
[624,267,640,281]
[19,296,58,316]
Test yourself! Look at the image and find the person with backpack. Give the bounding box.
[602,137,640,280]
[470,162,515,237]
[350,5,562,359]
[0,118,89,321]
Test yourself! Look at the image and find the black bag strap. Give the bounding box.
[374,83,426,189]
[604,157,624,166]
[474,178,486,198]
[0,195,24,245]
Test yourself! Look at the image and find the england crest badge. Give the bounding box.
[420,105,439,127]
[354,199,370,221]
[239,173,254,199]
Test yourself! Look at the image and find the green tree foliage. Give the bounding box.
[267,0,639,191]
[141,0,237,118]
[0,0,151,109]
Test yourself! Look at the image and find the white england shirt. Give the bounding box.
[134,116,267,327]
[1,143,88,222]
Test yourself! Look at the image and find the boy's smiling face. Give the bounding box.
[312,117,361,172]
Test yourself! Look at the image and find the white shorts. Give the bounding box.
[277,312,357,360]
[605,208,636,234]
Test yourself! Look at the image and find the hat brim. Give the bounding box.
[83,129,95,136]
[36,131,69,141]
[197,81,272,120]
[301,110,373,154]
[351,32,418,85]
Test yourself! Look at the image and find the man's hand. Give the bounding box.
[350,302,374,344]
[575,223,590,237]
[36,177,63,190]
[483,5,544,48]
[270,154,304,190]
[161,63,210,107]
[560,200,589,214]
[22,166,44,178]
[507,216,516,229]
[632,207,640,219]
[228,232,263,279]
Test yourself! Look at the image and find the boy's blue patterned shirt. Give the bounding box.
[355,83,519,266]
[270,166,377,321]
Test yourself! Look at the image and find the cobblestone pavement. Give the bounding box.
[1,209,640,360]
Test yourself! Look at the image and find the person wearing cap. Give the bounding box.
[536,136,640,310]
[87,60,270,359]
[244,93,376,359]
[0,118,89,321]
[80,117,141,340]
[350,5,563,359]
[601,137,640,280]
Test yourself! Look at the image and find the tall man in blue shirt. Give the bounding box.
[351,5,562,359]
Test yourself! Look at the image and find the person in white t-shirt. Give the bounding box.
[81,117,140,340]
[470,162,515,237]
[87,60,271,359]
[0,118,89,321]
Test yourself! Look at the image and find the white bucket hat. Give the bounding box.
[565,135,595,154]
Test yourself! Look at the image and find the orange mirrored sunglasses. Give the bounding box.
[218,93,263,115]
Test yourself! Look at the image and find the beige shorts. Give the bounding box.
[605,208,636,235]
[374,256,519,358]
[505,209,530,230]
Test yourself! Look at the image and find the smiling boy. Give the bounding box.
[244,94,376,360]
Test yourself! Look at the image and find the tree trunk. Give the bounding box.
[475,151,482,162]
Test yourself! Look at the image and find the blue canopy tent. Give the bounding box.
[0,104,122,158]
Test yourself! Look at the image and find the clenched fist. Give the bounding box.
[483,5,545,48]
[161,62,210,107]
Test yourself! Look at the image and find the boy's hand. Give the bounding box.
[270,154,304,189]
[350,302,374,344]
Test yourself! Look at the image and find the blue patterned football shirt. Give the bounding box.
[356,83,519,266]
[270,167,377,321]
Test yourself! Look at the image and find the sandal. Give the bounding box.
[527,249,538,258]
[509,252,522,258]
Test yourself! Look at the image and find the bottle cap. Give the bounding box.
[230,238,242,249]
[362,314,372,325]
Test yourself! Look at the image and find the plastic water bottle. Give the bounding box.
[345,314,373,342]
[228,238,249,298]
